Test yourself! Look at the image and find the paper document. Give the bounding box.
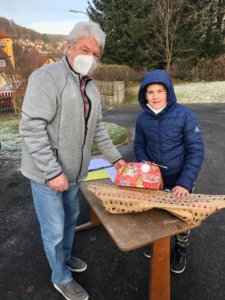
[83,158,117,182]
[105,167,117,183]
[83,169,109,182]
[88,158,112,171]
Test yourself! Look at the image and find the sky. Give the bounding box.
[1,0,92,35]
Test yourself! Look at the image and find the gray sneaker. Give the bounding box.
[54,280,89,300]
[66,257,87,273]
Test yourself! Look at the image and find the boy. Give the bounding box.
[134,69,204,273]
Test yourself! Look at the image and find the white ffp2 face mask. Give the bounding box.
[73,55,97,76]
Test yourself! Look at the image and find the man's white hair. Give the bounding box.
[66,21,106,55]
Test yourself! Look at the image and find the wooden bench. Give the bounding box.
[80,180,198,300]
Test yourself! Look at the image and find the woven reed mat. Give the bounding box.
[87,183,225,225]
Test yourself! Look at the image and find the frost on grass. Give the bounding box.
[126,80,225,104]
[91,122,129,155]
[0,117,22,160]
[175,81,225,103]
[103,122,128,145]
[0,117,129,159]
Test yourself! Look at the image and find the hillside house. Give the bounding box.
[0,30,15,89]
[42,56,59,65]
[0,30,15,69]
[0,30,16,114]
[35,39,44,53]
[17,38,35,49]
[30,55,59,70]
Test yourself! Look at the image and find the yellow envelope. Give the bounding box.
[83,169,109,182]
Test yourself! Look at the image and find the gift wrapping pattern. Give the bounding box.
[115,162,163,189]
[88,183,225,225]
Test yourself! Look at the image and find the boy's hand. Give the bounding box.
[172,185,189,200]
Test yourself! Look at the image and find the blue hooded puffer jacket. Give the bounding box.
[134,69,204,190]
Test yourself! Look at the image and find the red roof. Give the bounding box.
[0,31,12,38]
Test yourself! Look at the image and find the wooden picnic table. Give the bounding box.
[79,180,198,300]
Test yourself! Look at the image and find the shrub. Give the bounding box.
[92,64,145,83]
[172,56,198,81]
[192,56,225,81]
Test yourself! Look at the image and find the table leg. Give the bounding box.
[76,210,101,232]
[149,237,170,300]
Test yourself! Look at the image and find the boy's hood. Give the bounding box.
[138,69,177,112]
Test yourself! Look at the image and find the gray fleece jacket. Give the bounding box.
[19,56,122,185]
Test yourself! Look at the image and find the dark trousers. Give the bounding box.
[175,230,190,248]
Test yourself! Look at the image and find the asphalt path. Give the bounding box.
[1,103,225,300]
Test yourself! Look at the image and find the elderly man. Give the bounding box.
[20,21,125,300]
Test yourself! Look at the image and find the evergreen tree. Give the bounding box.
[174,0,225,79]
[87,0,155,70]
[195,0,225,58]
[87,0,225,75]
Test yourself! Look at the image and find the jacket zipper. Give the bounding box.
[53,148,58,161]
[76,79,91,183]
[157,117,163,166]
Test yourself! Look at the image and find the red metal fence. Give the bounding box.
[0,91,15,114]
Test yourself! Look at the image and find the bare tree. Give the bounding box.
[11,48,45,114]
[150,0,225,73]
[152,0,185,73]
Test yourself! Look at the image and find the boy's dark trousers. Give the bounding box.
[175,230,190,249]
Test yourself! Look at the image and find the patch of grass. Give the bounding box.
[0,115,21,159]
[124,80,225,104]
[0,116,129,159]
[91,122,129,155]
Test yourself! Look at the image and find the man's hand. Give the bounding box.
[172,185,189,200]
[113,159,126,171]
[48,173,69,192]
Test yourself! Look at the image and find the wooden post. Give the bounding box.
[76,210,101,232]
[149,237,170,300]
